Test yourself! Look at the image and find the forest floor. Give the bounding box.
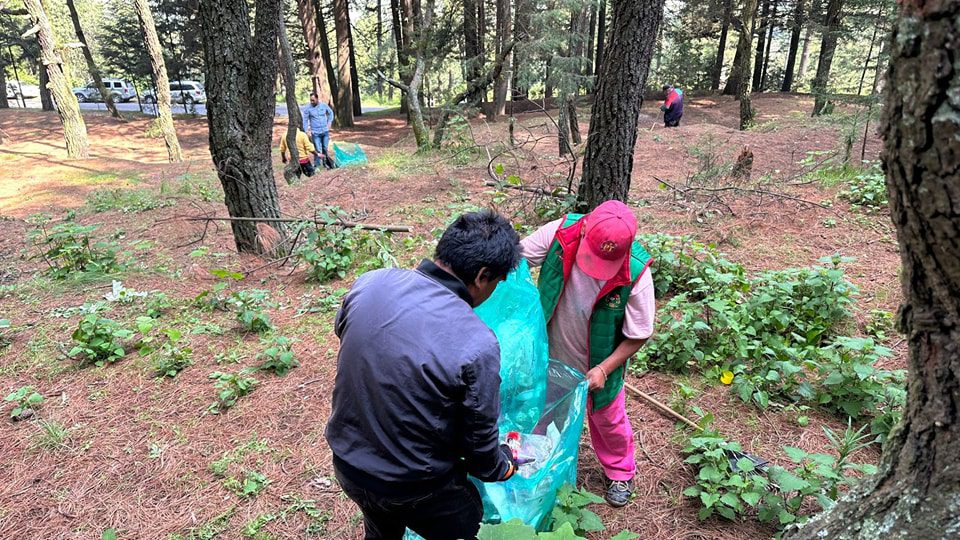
[0,93,902,539]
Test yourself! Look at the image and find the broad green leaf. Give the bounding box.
[783,446,808,463]
[609,531,639,540]
[477,518,537,540]
[682,486,701,497]
[577,509,604,532]
[740,491,762,507]
[772,470,810,493]
[719,493,740,508]
[102,529,117,540]
[540,522,586,540]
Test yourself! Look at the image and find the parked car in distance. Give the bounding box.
[6,81,40,100]
[72,79,136,103]
[142,81,207,105]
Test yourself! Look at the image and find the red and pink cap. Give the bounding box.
[576,200,637,280]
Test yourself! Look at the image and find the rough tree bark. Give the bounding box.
[871,28,888,94]
[380,0,434,150]
[279,3,302,183]
[66,0,121,120]
[576,0,663,211]
[780,0,805,91]
[491,0,512,120]
[23,0,89,158]
[389,0,408,114]
[297,0,333,102]
[784,0,960,536]
[594,0,606,76]
[376,0,383,101]
[711,0,733,90]
[810,0,842,115]
[197,0,284,254]
[332,0,354,127]
[586,2,596,76]
[751,0,770,91]
[315,0,339,110]
[0,62,7,109]
[463,0,483,107]
[38,61,54,111]
[134,0,183,163]
[735,0,759,129]
[347,11,361,117]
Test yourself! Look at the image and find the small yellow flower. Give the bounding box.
[720,371,734,385]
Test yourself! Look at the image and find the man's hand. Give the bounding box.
[307,130,313,137]
[586,367,607,391]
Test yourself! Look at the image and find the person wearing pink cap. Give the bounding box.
[520,199,655,507]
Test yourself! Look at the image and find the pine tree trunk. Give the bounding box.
[315,0,340,111]
[752,0,770,91]
[722,37,743,95]
[279,4,303,183]
[0,62,8,109]
[558,94,571,156]
[134,0,183,163]
[586,3,597,76]
[463,0,484,106]
[784,2,960,536]
[24,0,89,158]
[576,0,663,211]
[567,97,581,145]
[332,0,354,127]
[198,0,285,254]
[491,0,512,120]
[594,0,606,76]
[376,0,383,101]
[389,0,408,115]
[512,0,532,100]
[66,0,122,121]
[347,11,362,117]
[297,0,333,102]
[810,0,842,115]
[796,0,820,88]
[856,4,883,95]
[760,0,776,89]
[780,0,805,91]
[736,0,759,129]
[871,29,888,94]
[711,0,733,90]
[38,62,54,111]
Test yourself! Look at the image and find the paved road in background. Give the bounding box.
[6,98,387,117]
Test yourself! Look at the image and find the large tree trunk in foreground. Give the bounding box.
[198,0,284,254]
[297,0,333,102]
[735,0,759,129]
[24,0,89,158]
[134,0,183,163]
[332,0,354,127]
[711,0,733,90]
[780,0,805,91]
[810,0,843,115]
[66,0,122,121]
[784,1,960,537]
[576,0,663,211]
[279,4,302,183]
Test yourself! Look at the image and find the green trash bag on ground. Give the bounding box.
[332,142,368,167]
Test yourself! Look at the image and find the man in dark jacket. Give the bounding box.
[661,84,684,127]
[326,210,522,540]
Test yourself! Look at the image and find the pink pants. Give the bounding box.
[587,388,636,481]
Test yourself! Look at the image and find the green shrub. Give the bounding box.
[228,289,274,333]
[29,220,121,279]
[550,484,605,536]
[682,427,770,521]
[208,369,259,412]
[4,385,43,419]
[297,226,357,282]
[839,164,887,210]
[256,336,298,376]
[152,329,193,378]
[69,313,133,366]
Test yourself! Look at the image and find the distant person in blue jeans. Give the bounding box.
[303,92,335,169]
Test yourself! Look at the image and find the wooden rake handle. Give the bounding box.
[623,381,703,432]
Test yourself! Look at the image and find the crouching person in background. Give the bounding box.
[326,210,523,540]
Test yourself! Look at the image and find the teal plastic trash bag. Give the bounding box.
[472,362,587,530]
[332,142,368,167]
[474,259,549,433]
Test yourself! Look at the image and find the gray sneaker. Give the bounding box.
[605,479,633,507]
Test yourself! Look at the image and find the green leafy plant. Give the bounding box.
[194,269,244,311]
[87,188,174,214]
[29,219,122,279]
[295,287,348,316]
[4,385,44,419]
[839,163,887,210]
[223,470,269,498]
[256,336,298,376]
[69,313,133,366]
[228,289,274,333]
[682,426,770,521]
[152,329,193,378]
[0,318,11,348]
[478,519,585,539]
[208,369,259,412]
[865,309,894,341]
[297,225,358,282]
[550,484,605,535]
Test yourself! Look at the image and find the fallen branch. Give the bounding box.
[654,176,834,210]
[483,180,568,199]
[183,216,413,233]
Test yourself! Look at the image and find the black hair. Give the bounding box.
[435,210,521,285]
[310,92,319,99]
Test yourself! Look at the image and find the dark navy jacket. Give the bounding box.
[664,87,684,124]
[325,260,512,494]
